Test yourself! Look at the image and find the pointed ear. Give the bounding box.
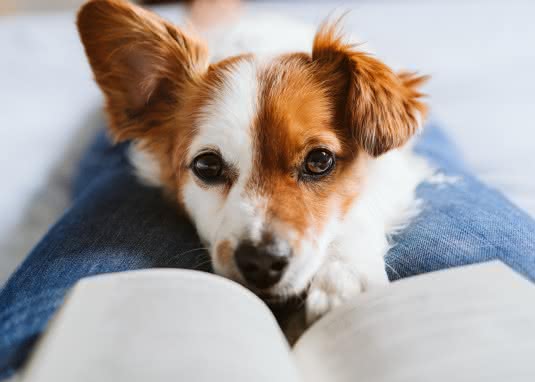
[77,0,209,141]
[312,21,429,157]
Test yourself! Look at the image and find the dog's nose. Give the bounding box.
[235,240,290,289]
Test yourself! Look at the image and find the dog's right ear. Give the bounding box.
[77,0,209,141]
[312,21,428,157]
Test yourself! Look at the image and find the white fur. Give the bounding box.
[428,172,460,186]
[128,143,162,187]
[306,148,432,322]
[181,59,268,280]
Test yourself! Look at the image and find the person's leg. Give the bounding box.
[0,131,210,379]
[386,122,535,281]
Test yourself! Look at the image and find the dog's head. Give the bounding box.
[78,0,427,300]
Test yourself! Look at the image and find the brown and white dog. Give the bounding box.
[77,0,430,323]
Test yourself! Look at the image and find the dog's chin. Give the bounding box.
[224,273,309,306]
[223,278,304,305]
[212,260,315,306]
[257,289,307,306]
[253,277,313,306]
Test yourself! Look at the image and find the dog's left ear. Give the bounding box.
[77,0,209,142]
[312,22,429,157]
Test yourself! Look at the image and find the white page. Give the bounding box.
[293,262,535,382]
[21,269,301,382]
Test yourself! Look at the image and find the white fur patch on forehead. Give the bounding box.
[188,59,258,167]
[182,59,260,245]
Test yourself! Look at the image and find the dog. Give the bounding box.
[77,0,430,324]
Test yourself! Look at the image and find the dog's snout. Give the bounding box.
[235,240,291,289]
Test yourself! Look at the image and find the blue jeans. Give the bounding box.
[1,122,534,379]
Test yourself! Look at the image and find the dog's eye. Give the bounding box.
[192,153,224,183]
[304,149,335,177]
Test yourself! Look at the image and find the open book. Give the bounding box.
[20,262,535,382]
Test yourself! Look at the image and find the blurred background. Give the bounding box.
[1,0,534,284]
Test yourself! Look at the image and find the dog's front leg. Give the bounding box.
[305,231,390,324]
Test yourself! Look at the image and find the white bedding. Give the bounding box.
[1,1,534,283]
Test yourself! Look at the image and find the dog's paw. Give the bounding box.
[305,260,364,325]
[305,259,389,325]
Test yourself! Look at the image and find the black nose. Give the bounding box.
[235,240,290,289]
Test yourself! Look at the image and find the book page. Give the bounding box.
[293,261,535,382]
[21,269,301,382]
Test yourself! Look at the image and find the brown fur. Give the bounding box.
[312,20,429,157]
[77,0,253,204]
[77,0,208,141]
[216,240,233,268]
[77,0,208,200]
[240,21,429,241]
[248,53,366,242]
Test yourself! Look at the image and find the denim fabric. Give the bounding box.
[0,133,211,379]
[1,122,534,379]
[386,125,535,280]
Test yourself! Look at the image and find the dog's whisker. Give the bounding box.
[193,259,213,270]
[180,247,210,257]
[384,261,401,279]
[166,247,210,266]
